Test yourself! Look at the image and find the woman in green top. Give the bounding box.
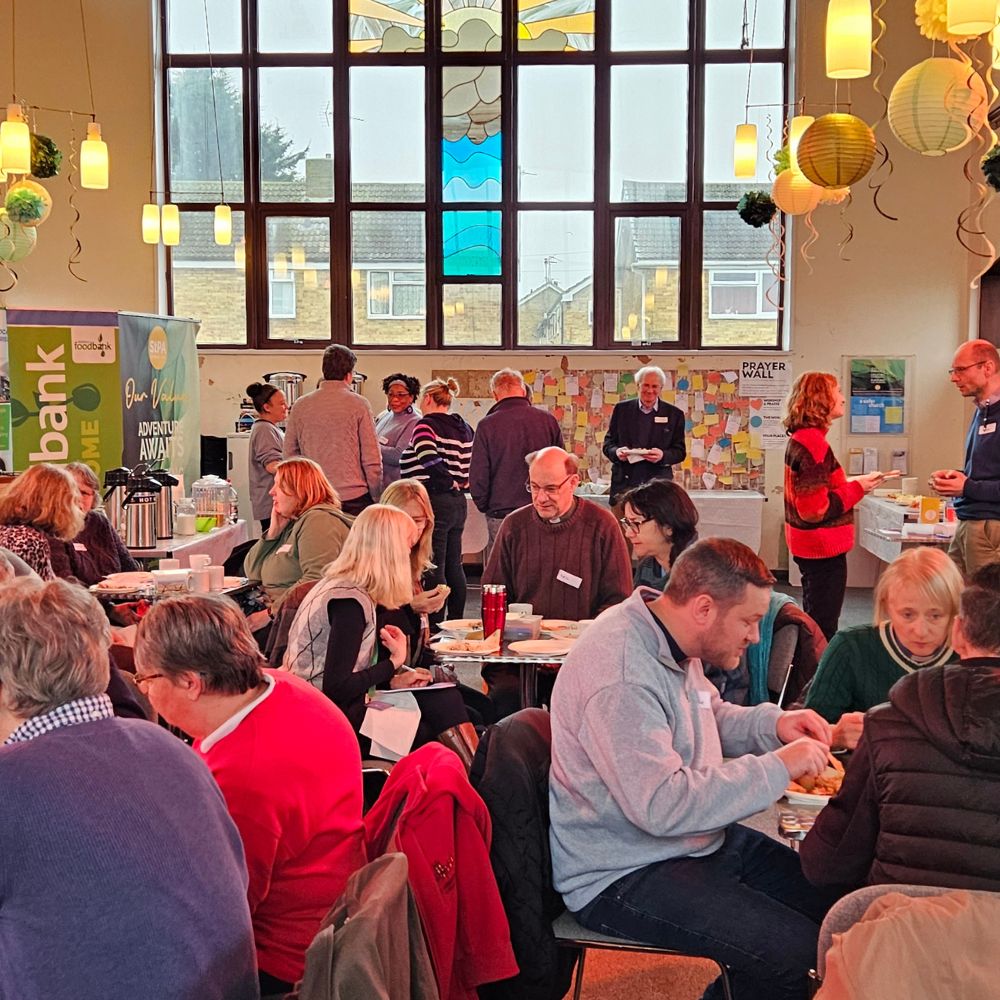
[243,457,353,612]
[804,547,963,748]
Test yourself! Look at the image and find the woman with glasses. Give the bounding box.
[803,547,962,750]
[375,373,422,493]
[783,371,886,640]
[400,378,475,620]
[619,480,699,590]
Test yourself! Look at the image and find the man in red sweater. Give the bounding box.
[135,594,367,996]
[483,447,632,621]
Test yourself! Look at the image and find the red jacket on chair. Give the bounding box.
[364,744,519,1000]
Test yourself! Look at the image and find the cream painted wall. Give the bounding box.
[0,0,158,313]
[4,1,986,568]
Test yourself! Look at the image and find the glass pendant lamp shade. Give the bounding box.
[214,204,232,245]
[142,203,160,244]
[161,204,180,245]
[789,115,816,174]
[826,0,872,79]
[0,105,31,174]
[734,123,758,178]
[80,122,109,189]
[947,0,996,35]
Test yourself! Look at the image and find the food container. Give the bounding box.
[504,614,543,642]
[151,569,192,594]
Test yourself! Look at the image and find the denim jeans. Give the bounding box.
[430,491,468,620]
[575,824,837,1000]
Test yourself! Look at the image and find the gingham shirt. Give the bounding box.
[3,694,114,745]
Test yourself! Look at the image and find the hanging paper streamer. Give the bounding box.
[765,215,785,312]
[66,116,87,283]
[958,44,996,283]
[800,210,819,273]
[837,191,855,261]
[866,0,898,221]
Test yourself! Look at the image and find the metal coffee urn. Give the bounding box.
[153,470,179,539]
[123,473,161,550]
[103,467,131,540]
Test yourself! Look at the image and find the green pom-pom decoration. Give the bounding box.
[5,187,45,225]
[30,133,62,179]
[983,145,1000,193]
[773,146,791,174]
[738,191,778,228]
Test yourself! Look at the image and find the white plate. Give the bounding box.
[541,619,578,633]
[96,571,153,590]
[508,638,574,656]
[784,790,831,807]
[437,618,482,632]
[223,576,249,589]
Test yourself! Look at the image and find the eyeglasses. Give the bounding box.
[948,361,987,376]
[387,391,412,399]
[133,672,166,690]
[619,516,651,534]
[526,474,575,498]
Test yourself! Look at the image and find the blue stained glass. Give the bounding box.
[443,210,501,275]
[442,133,502,202]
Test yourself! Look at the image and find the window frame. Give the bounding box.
[365,267,427,320]
[706,267,777,321]
[160,0,790,352]
[268,269,297,320]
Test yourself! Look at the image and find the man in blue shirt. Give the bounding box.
[932,339,1000,576]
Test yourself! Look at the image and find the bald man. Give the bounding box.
[482,447,632,621]
[931,339,1000,576]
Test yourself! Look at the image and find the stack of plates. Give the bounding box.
[91,571,154,596]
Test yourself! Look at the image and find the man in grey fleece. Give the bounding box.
[550,537,836,1000]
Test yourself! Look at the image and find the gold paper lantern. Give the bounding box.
[826,0,873,79]
[771,170,822,216]
[796,113,876,187]
[888,57,988,156]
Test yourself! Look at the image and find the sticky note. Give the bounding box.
[732,431,749,445]
[722,371,738,382]
[675,392,689,411]
[606,393,620,404]
[704,413,719,426]
[591,389,603,409]
[690,439,706,459]
[596,430,606,443]
[544,383,558,397]
[718,382,736,395]
[558,395,571,405]
[692,374,704,391]
[574,428,587,442]
[747,447,763,460]
[604,373,619,392]
[573,441,586,456]
[707,444,723,464]
[725,414,742,435]
[719,475,733,486]
[565,376,580,396]
[692,424,708,439]
[663,390,676,403]
[576,411,588,427]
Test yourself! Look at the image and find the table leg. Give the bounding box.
[519,662,538,709]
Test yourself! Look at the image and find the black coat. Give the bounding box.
[601,398,686,504]
[801,659,1000,893]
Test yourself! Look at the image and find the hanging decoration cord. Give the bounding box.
[203,0,227,205]
[79,0,96,116]
[743,0,760,121]
[67,113,87,283]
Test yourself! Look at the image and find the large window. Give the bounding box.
[163,0,789,349]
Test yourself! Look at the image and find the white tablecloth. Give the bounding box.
[128,519,249,567]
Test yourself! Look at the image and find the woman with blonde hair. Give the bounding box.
[284,504,477,766]
[400,377,475,619]
[243,457,353,612]
[783,371,886,639]
[0,464,84,579]
[804,547,963,748]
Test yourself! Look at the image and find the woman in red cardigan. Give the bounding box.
[782,372,884,639]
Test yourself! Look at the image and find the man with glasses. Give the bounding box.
[0,579,259,1000]
[482,446,631,622]
[931,339,1000,575]
[470,367,564,550]
[603,365,686,508]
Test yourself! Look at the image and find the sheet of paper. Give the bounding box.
[565,375,579,396]
[360,692,421,758]
[604,372,619,392]
[591,389,603,409]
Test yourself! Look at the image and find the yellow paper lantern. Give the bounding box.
[796,113,876,187]
[888,57,988,156]
[771,170,823,216]
[733,123,758,178]
[826,0,873,79]
[947,0,996,35]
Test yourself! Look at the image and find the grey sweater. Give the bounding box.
[548,587,790,912]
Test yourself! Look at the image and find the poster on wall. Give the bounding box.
[738,359,792,451]
[118,313,201,492]
[0,310,10,472]
[7,324,124,477]
[849,357,906,434]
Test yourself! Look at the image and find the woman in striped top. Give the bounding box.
[400,378,475,619]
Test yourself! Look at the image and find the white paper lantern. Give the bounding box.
[888,57,988,156]
[772,170,823,216]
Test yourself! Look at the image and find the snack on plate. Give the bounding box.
[432,630,502,654]
[788,757,845,797]
[96,572,154,591]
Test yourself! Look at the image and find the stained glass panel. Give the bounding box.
[442,0,503,52]
[443,211,502,275]
[349,0,425,54]
[518,0,595,51]
[443,67,501,203]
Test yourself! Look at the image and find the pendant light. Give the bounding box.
[789,115,815,174]
[214,204,232,245]
[0,104,30,174]
[947,0,996,36]
[826,0,872,79]
[80,121,109,189]
[141,202,160,244]
[161,203,180,246]
[734,123,758,178]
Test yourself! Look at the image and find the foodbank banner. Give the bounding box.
[7,323,124,476]
[0,310,10,472]
[118,313,201,491]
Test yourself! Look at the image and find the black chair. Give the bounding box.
[471,708,733,1000]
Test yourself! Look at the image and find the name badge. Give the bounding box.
[556,569,583,589]
[378,436,389,445]
[654,416,669,424]
[277,543,293,555]
[73,542,88,552]
[979,422,996,435]
[696,689,712,709]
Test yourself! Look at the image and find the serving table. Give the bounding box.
[127,519,249,567]
[856,497,951,565]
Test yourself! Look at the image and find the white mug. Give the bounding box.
[158,558,181,571]
[190,568,212,594]
[207,565,225,591]
[188,554,212,571]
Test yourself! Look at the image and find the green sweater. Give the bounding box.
[803,623,957,722]
[243,502,353,610]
